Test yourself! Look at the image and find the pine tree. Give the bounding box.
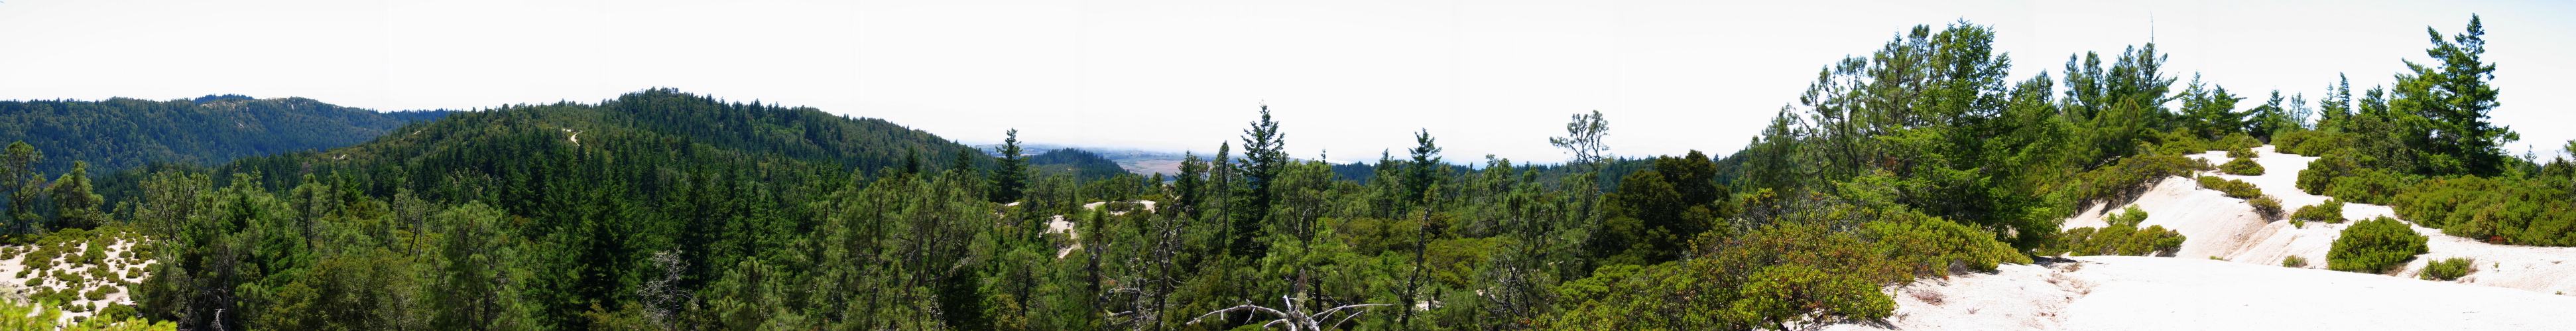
[3,141,42,235]
[2394,15,2516,176]
[991,129,1029,203]
[50,161,104,230]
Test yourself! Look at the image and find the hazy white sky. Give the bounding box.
[3,0,2571,164]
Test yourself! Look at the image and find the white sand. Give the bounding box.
[2057,146,2576,295]
[0,236,154,325]
[1826,256,2576,330]
[1825,145,2576,330]
[1051,200,1161,258]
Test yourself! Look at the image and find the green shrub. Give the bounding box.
[1865,216,2030,277]
[2105,205,2150,227]
[82,287,106,300]
[2384,176,2576,245]
[2272,131,2356,156]
[2219,157,2265,175]
[2248,197,2284,219]
[2329,217,2429,273]
[2197,176,2264,199]
[2227,147,2258,159]
[2282,255,2309,267]
[2065,154,2212,202]
[2323,168,2419,205]
[2043,206,2187,257]
[2420,257,2475,281]
[2292,199,2348,224]
[2219,133,2263,150]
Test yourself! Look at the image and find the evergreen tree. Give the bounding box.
[1233,105,1285,256]
[3,141,42,235]
[2394,15,2516,176]
[991,129,1029,203]
[2178,77,2246,139]
[49,161,105,229]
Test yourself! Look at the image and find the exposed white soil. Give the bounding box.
[2059,145,2576,295]
[1048,200,1160,258]
[1826,145,2576,330]
[0,238,153,325]
[1825,256,2576,330]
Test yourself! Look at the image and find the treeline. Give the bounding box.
[0,14,2551,331]
[1023,148,1134,182]
[2276,17,2576,246]
[0,95,453,177]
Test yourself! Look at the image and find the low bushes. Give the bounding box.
[2064,154,2211,202]
[2041,206,2187,257]
[2197,176,2264,199]
[2247,197,2284,220]
[2420,257,2476,281]
[2272,130,2356,156]
[2219,157,2265,175]
[2291,199,2347,224]
[2282,255,2309,267]
[2328,217,2429,273]
[2227,147,2258,159]
[2386,176,2576,245]
[2194,176,2280,218]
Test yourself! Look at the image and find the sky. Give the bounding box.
[3,0,2571,164]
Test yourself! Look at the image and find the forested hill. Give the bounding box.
[206,88,989,193]
[0,96,454,175]
[598,88,987,172]
[1025,148,1133,181]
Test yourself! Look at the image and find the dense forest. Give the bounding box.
[1024,148,1137,182]
[0,95,453,177]
[0,15,2564,331]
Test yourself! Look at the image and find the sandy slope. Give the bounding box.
[1823,145,2576,330]
[2057,146,2576,295]
[1823,256,2576,330]
[0,238,153,325]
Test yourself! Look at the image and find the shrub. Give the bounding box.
[2219,157,2265,175]
[1866,216,2030,277]
[2219,133,2263,150]
[2323,168,2419,205]
[2384,176,2576,245]
[2197,176,2264,199]
[2296,153,2361,195]
[2329,217,2429,273]
[2066,154,2211,202]
[2227,147,2258,159]
[2248,197,2284,220]
[2105,205,2150,227]
[2272,131,2357,156]
[2420,257,2476,281]
[2043,206,2187,257]
[2282,255,2309,267]
[2292,199,2348,224]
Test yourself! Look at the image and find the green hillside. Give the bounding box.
[0,96,453,175]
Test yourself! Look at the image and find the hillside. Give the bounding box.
[1822,145,2576,330]
[100,88,1011,330]
[1821,256,2576,330]
[1024,148,1133,181]
[2061,146,2576,294]
[0,96,452,175]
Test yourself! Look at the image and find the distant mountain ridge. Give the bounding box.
[0,96,454,175]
